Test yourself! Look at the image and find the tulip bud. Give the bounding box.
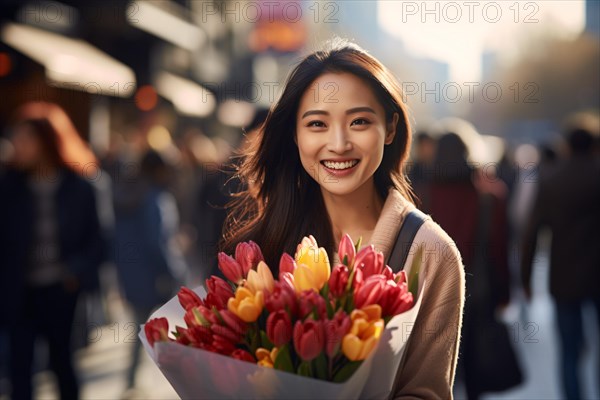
[329,264,349,298]
[279,253,297,274]
[324,310,351,357]
[177,286,204,311]
[227,287,264,323]
[265,281,297,315]
[338,234,356,267]
[235,240,264,275]
[218,252,243,283]
[354,275,386,310]
[245,261,275,294]
[205,276,234,309]
[298,289,327,319]
[267,310,293,347]
[354,245,385,278]
[293,318,325,362]
[144,317,170,347]
[381,266,394,281]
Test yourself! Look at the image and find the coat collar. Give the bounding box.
[331,188,415,265]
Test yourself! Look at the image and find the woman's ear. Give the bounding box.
[385,113,399,145]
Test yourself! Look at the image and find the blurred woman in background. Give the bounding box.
[0,102,105,400]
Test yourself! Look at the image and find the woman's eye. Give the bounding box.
[307,120,325,128]
[351,118,370,126]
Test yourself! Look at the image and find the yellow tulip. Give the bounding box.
[256,347,279,368]
[227,287,264,323]
[245,261,275,294]
[342,305,384,361]
[293,236,331,292]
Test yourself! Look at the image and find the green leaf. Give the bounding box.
[333,360,363,383]
[297,361,312,377]
[355,237,363,253]
[313,353,328,380]
[274,344,295,373]
[260,331,274,350]
[407,246,423,297]
[342,255,349,267]
[321,284,335,319]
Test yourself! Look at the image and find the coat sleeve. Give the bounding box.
[392,222,465,399]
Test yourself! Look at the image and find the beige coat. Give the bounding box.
[343,189,465,399]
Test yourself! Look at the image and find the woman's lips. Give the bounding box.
[320,159,360,177]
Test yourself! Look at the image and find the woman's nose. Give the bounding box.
[327,125,352,153]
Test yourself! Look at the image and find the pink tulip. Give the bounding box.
[218,252,243,283]
[205,276,234,310]
[354,245,385,278]
[329,264,349,298]
[338,234,356,267]
[267,310,293,346]
[293,318,325,362]
[354,275,386,310]
[235,240,264,275]
[382,266,395,281]
[265,281,297,315]
[177,286,204,311]
[279,252,297,274]
[145,317,170,347]
[298,289,327,319]
[324,310,351,357]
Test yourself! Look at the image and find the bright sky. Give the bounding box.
[378,0,586,82]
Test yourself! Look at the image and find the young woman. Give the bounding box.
[221,40,465,398]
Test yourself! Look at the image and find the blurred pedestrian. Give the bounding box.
[521,118,600,399]
[408,131,436,211]
[426,131,519,399]
[0,102,105,400]
[112,149,186,393]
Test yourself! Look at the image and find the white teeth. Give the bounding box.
[322,160,359,170]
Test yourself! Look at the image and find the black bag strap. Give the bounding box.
[388,208,430,272]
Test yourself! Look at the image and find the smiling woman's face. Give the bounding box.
[295,72,398,197]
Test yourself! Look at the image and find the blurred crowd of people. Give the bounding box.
[0,101,598,400]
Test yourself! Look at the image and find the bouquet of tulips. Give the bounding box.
[141,234,425,399]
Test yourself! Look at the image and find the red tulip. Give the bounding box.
[205,276,234,309]
[265,281,297,314]
[231,349,256,363]
[235,240,264,275]
[338,234,356,267]
[185,325,213,348]
[267,310,293,346]
[354,275,386,310]
[293,318,325,361]
[177,287,204,311]
[354,245,385,278]
[145,317,170,347]
[329,264,349,298]
[279,252,297,274]
[174,326,190,345]
[298,289,327,319]
[379,281,414,317]
[218,252,243,283]
[354,275,415,318]
[219,309,248,337]
[325,310,351,357]
[395,270,408,285]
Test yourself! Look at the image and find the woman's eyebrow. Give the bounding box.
[301,106,376,119]
[346,106,376,115]
[301,109,328,119]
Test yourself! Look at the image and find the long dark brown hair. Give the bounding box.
[220,40,414,271]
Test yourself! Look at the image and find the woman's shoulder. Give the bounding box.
[415,215,463,272]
